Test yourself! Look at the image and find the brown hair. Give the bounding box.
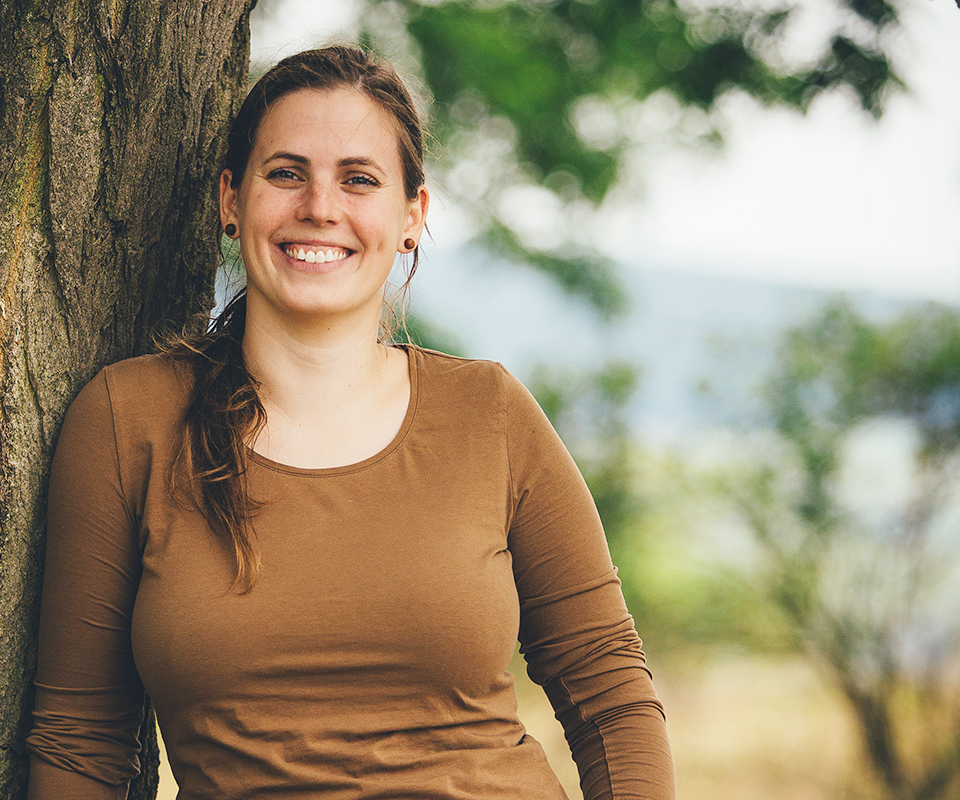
[166,45,427,590]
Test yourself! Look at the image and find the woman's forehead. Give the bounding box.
[254,87,401,164]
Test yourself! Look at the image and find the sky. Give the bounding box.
[598,0,960,301]
[250,0,960,303]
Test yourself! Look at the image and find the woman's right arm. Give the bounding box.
[27,370,147,800]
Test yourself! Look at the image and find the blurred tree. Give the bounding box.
[529,360,642,558]
[351,0,906,317]
[722,300,960,800]
[530,361,791,659]
[528,362,683,645]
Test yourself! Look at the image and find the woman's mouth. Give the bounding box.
[281,244,352,264]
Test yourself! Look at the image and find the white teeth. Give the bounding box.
[286,246,349,263]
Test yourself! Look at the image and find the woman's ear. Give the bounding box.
[220,170,239,232]
[402,185,430,244]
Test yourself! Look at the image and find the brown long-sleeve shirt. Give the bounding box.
[27,346,675,800]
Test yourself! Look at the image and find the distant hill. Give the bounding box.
[411,250,926,438]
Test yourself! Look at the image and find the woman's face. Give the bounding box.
[220,87,428,327]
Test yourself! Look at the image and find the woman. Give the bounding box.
[27,46,675,800]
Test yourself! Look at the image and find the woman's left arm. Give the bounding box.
[500,366,676,800]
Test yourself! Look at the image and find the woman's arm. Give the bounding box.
[27,370,147,799]
[501,367,676,800]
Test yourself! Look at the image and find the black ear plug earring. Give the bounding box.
[224,223,238,238]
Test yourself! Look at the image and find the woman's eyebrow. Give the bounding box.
[264,151,310,165]
[339,156,385,173]
[261,154,385,173]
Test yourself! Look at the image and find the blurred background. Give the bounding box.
[161,0,960,797]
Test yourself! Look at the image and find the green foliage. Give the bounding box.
[354,0,905,312]
[526,361,782,656]
[528,360,641,552]
[770,299,960,465]
[804,34,903,117]
[720,299,960,800]
[399,0,895,193]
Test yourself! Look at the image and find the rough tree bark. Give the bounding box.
[0,0,255,797]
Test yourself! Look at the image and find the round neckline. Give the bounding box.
[247,344,421,477]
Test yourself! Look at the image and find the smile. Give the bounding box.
[281,244,352,264]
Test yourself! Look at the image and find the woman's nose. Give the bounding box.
[298,180,342,225]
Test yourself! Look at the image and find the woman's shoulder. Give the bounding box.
[409,345,513,406]
[98,353,193,408]
[410,345,499,373]
[408,345,517,391]
[69,353,193,438]
[408,345,542,421]
[55,355,193,490]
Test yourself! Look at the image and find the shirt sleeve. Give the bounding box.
[501,366,676,800]
[26,370,146,799]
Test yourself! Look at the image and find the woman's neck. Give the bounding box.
[244,304,387,406]
[239,300,410,469]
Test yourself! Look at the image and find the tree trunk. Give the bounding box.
[0,0,255,796]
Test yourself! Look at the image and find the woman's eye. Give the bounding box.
[268,168,301,182]
[346,174,378,187]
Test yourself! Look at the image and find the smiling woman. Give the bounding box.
[221,85,428,469]
[221,87,428,328]
[25,45,675,800]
